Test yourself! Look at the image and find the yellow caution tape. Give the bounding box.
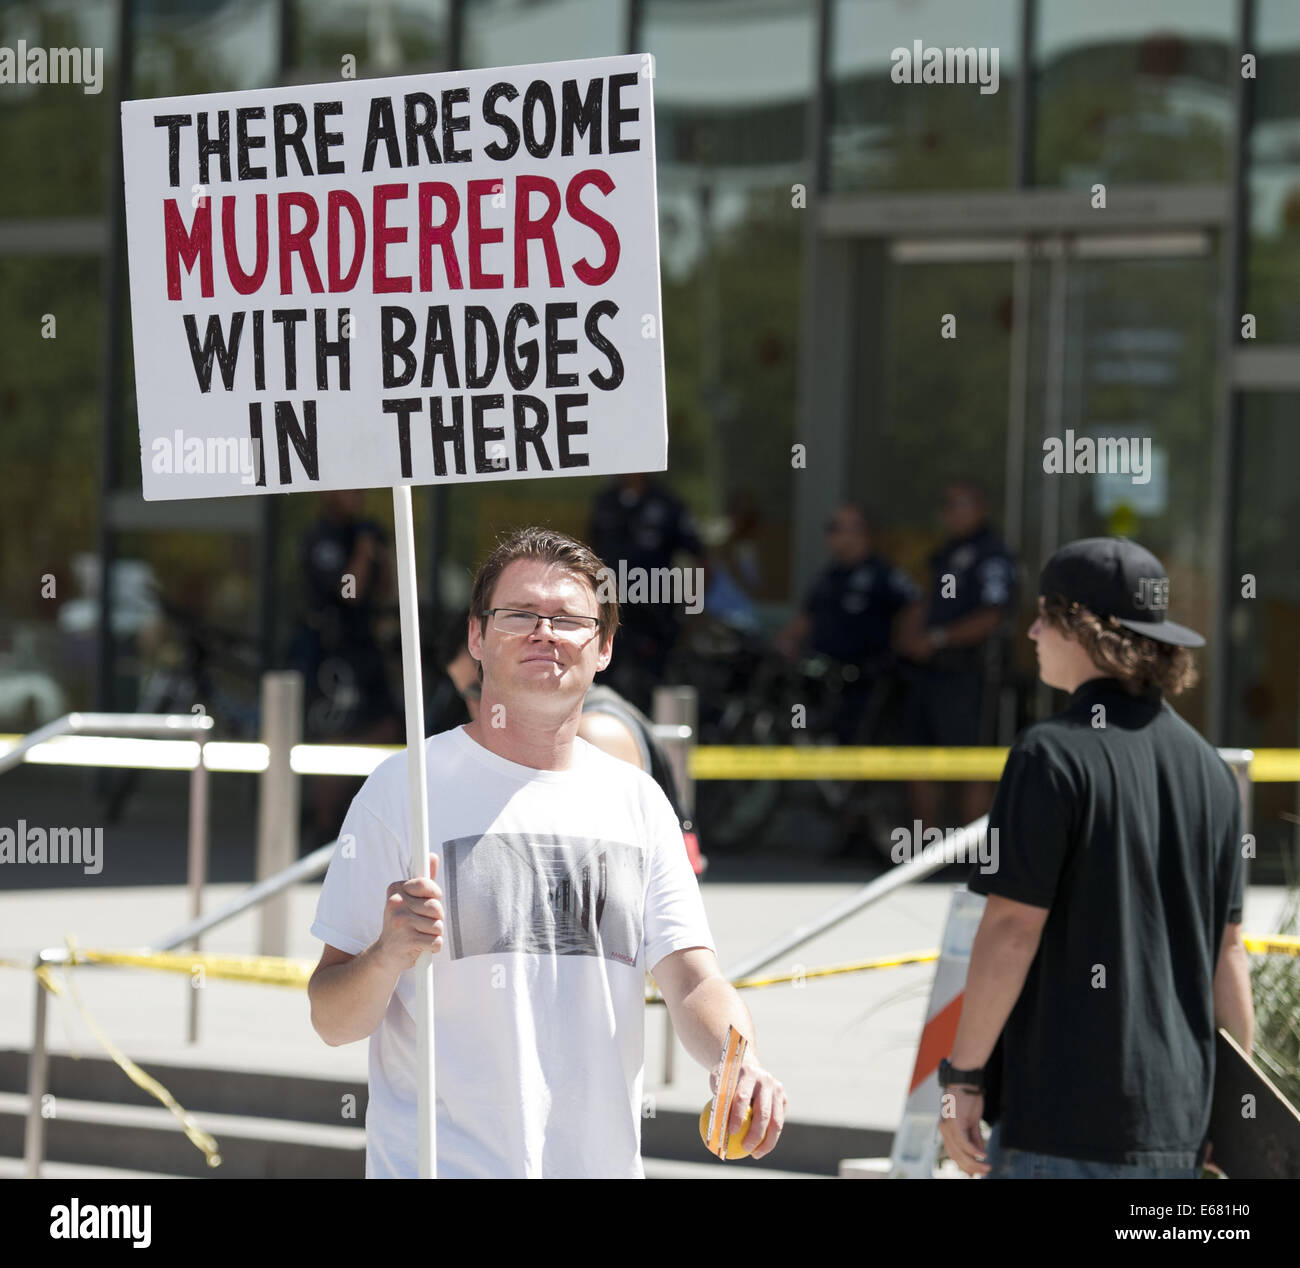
[1248,750,1300,782]
[1243,934,1300,957]
[647,937,1296,1001]
[688,746,1300,782]
[3,933,1290,1007]
[79,949,315,989]
[689,746,1011,781]
[729,949,941,991]
[646,948,942,1002]
[46,937,221,1167]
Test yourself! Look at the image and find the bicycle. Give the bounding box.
[668,622,910,861]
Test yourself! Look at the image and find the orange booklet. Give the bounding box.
[704,1025,748,1159]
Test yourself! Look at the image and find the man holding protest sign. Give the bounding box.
[121,51,727,1179]
[308,526,786,1177]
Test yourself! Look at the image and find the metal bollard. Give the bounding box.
[256,673,303,957]
[1219,750,1253,838]
[652,686,698,1085]
[652,686,696,822]
[23,964,50,1177]
[186,736,210,1042]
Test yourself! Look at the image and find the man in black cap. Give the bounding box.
[938,537,1254,1179]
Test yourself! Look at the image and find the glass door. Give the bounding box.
[1024,232,1221,731]
[852,229,1221,735]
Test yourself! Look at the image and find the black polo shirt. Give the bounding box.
[803,555,918,667]
[589,480,703,574]
[969,677,1245,1165]
[589,481,703,649]
[922,524,1014,673]
[926,524,1015,627]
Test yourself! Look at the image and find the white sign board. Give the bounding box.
[121,54,665,501]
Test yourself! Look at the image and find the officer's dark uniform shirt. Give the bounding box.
[970,677,1245,1165]
[925,523,1015,670]
[303,516,387,648]
[589,481,703,673]
[803,555,918,667]
[298,516,396,732]
[589,481,703,577]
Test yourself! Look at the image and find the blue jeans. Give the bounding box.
[983,1124,1199,1179]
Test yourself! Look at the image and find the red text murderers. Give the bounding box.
[162,172,619,301]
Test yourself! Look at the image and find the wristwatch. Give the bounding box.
[938,1058,985,1092]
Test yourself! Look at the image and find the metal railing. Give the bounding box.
[22,838,338,1178]
[3,711,216,1044]
[0,711,213,777]
[723,816,990,983]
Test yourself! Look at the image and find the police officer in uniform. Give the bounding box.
[938,538,1254,1179]
[900,480,1016,828]
[588,473,704,713]
[778,503,918,744]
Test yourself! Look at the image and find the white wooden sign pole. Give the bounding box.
[392,484,436,1178]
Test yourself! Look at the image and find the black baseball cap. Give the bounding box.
[1038,538,1205,648]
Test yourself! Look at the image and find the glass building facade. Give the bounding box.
[1,1,1296,861]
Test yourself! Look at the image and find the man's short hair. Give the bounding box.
[467,527,620,682]
[1040,595,1198,697]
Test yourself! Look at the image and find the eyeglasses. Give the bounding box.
[484,608,600,639]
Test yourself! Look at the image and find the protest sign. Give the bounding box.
[122,54,664,500]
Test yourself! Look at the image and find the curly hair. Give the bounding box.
[1039,595,1198,697]
[467,526,619,682]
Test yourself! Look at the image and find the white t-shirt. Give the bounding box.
[310,724,715,1178]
